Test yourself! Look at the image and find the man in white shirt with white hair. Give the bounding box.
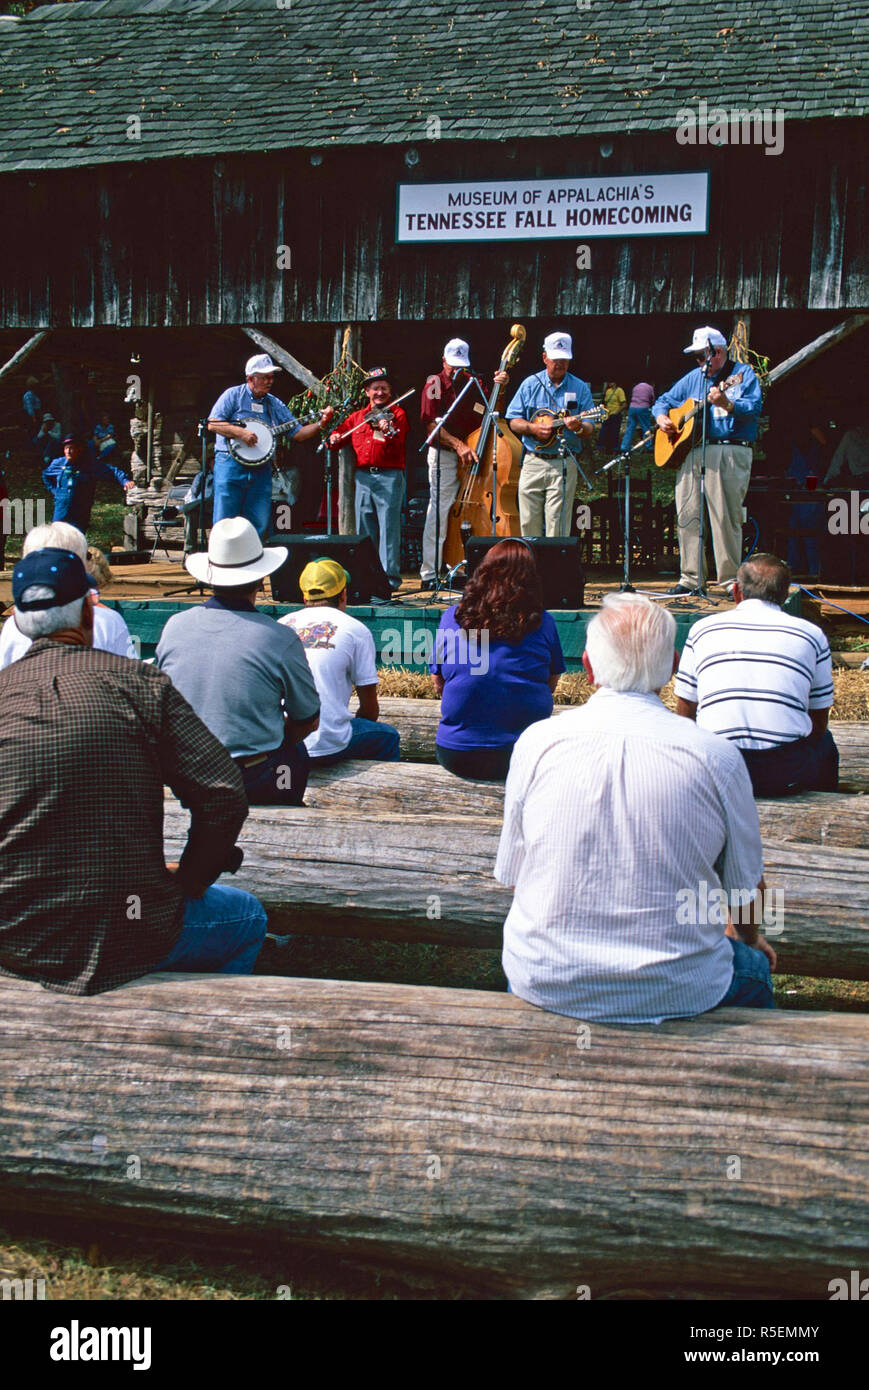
[496,593,776,1024]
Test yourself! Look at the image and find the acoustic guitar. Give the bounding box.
[531,404,607,447]
[654,373,744,469]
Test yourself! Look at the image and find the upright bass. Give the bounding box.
[442,324,526,568]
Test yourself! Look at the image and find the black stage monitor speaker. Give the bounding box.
[464,536,585,609]
[265,534,392,604]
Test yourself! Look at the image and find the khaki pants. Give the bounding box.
[420,446,459,580]
[518,455,577,537]
[674,443,752,587]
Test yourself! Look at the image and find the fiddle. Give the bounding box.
[326,388,416,449]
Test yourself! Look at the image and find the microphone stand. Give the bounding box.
[598,430,654,592]
[419,370,491,599]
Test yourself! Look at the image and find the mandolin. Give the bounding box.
[654,373,744,469]
[531,404,607,448]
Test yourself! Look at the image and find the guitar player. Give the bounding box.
[654,326,762,596]
[207,353,332,537]
[505,331,596,538]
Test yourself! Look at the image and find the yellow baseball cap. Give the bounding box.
[299,557,350,600]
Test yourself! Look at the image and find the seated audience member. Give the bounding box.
[496,593,776,1024]
[92,411,117,458]
[156,518,320,806]
[33,412,62,466]
[0,522,136,667]
[430,538,565,781]
[0,548,265,995]
[823,420,869,487]
[280,558,400,766]
[674,554,837,798]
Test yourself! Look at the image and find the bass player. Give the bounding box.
[208,353,333,536]
[505,331,595,538]
[653,327,762,596]
[418,337,510,589]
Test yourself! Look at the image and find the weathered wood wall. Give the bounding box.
[2,122,866,328]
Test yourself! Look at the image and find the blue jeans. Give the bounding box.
[621,407,653,452]
[355,468,405,589]
[154,884,268,975]
[715,936,775,1009]
[309,716,401,766]
[238,733,310,806]
[213,453,273,536]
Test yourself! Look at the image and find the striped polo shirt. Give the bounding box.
[496,690,764,1025]
[674,599,834,750]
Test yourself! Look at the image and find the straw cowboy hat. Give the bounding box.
[185,517,287,586]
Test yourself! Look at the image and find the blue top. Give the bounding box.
[652,360,762,444]
[505,369,595,460]
[42,446,129,530]
[23,389,41,419]
[431,605,566,750]
[209,384,298,458]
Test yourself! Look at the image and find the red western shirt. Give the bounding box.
[340,404,408,471]
[420,367,494,446]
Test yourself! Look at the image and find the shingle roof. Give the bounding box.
[0,0,865,173]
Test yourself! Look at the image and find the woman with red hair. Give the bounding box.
[430,539,565,781]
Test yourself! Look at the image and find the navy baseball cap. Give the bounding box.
[13,548,91,611]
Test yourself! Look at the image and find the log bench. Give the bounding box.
[163,799,869,979]
[302,760,869,848]
[1,973,866,1299]
[372,699,869,785]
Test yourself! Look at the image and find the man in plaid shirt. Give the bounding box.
[0,547,267,995]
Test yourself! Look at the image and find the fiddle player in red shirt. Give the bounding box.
[328,367,408,601]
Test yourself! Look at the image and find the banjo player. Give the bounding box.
[208,353,333,537]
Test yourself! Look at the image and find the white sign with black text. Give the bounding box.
[397,173,709,243]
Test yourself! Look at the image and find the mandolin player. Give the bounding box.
[208,353,333,537]
[653,327,762,596]
[505,331,595,538]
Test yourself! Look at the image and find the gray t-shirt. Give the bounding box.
[156,601,319,758]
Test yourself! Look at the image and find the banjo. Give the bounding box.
[227,418,305,468]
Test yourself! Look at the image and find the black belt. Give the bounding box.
[358,466,400,475]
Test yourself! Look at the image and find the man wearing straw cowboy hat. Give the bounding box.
[208,352,334,537]
[157,518,320,805]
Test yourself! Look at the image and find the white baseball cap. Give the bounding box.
[186,517,287,587]
[684,327,727,354]
[543,331,573,360]
[443,338,471,368]
[245,353,282,377]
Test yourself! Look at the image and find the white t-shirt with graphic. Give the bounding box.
[280,605,378,757]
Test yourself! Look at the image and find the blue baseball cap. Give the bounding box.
[12,548,91,611]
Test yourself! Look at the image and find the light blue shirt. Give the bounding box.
[505,370,594,459]
[209,384,298,459]
[653,361,762,444]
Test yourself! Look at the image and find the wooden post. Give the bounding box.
[241,327,320,391]
[335,324,360,535]
[0,330,50,386]
[766,314,869,390]
[145,382,154,485]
